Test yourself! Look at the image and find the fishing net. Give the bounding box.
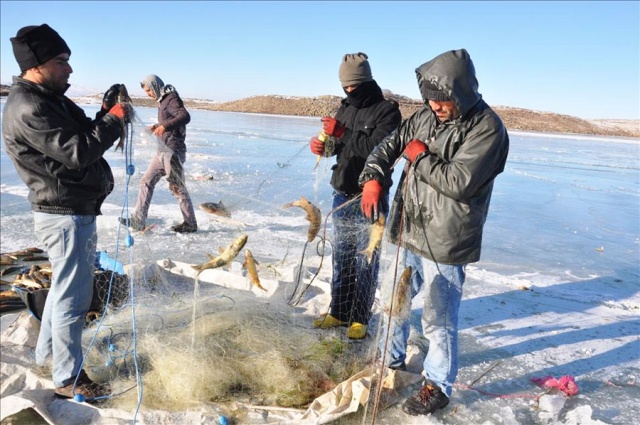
[2,101,419,424]
[97,167,412,422]
[85,281,374,413]
[74,234,409,415]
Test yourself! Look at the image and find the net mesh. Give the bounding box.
[86,191,411,422]
[3,103,417,424]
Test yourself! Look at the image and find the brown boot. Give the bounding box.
[402,380,449,415]
[55,370,110,402]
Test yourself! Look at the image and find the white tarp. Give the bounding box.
[1,260,418,424]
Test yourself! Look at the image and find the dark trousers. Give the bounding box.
[329,192,384,325]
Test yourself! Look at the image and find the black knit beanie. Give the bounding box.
[11,24,71,72]
[339,52,373,87]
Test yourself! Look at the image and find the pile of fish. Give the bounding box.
[1,247,51,313]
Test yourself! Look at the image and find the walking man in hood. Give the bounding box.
[121,74,197,233]
[359,49,509,415]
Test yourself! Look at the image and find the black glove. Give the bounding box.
[102,84,122,111]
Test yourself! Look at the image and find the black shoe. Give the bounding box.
[402,381,449,415]
[119,217,145,231]
[171,222,197,233]
[389,362,407,371]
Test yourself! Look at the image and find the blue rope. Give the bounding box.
[70,118,144,419]
[121,118,144,422]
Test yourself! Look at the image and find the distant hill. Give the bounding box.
[1,84,638,138]
[184,94,639,138]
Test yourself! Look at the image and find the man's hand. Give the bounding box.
[151,124,166,136]
[321,117,346,138]
[403,139,428,163]
[361,179,383,222]
[310,136,325,155]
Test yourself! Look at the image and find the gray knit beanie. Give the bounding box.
[339,52,373,87]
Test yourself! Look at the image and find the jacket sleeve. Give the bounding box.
[359,108,421,186]
[415,114,509,200]
[161,96,191,131]
[15,96,122,170]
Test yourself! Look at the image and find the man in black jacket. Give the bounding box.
[359,49,509,416]
[309,52,401,339]
[2,24,128,401]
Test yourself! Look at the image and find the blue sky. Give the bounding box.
[1,1,638,120]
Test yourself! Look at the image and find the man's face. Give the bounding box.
[143,85,157,100]
[343,84,359,93]
[36,53,72,94]
[428,99,460,122]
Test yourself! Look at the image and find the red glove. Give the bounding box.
[321,117,346,138]
[361,179,383,222]
[310,136,325,155]
[403,139,428,163]
[109,103,129,120]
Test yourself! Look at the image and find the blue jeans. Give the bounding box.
[33,212,97,388]
[379,249,465,397]
[329,192,385,325]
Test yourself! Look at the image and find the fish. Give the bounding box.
[20,255,49,262]
[384,266,413,319]
[1,289,23,303]
[361,215,385,263]
[5,247,44,257]
[85,311,101,323]
[1,265,25,276]
[283,196,322,242]
[199,201,231,218]
[36,265,52,275]
[12,273,45,290]
[313,131,328,171]
[192,234,248,275]
[242,249,267,291]
[30,270,51,289]
[0,289,25,312]
[114,84,133,152]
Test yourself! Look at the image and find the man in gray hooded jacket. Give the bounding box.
[121,74,197,233]
[359,49,509,416]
